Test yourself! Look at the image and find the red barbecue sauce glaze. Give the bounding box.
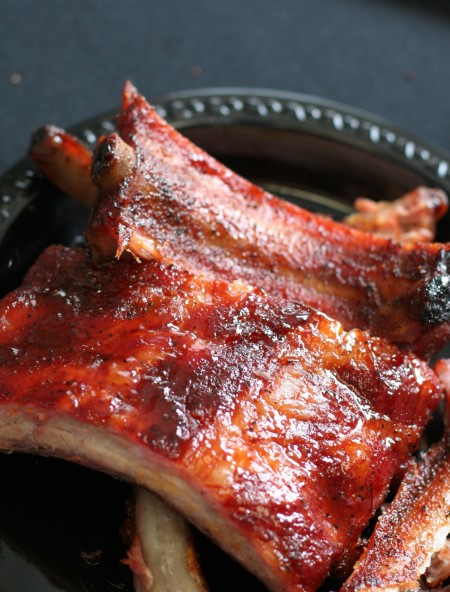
[0,246,443,591]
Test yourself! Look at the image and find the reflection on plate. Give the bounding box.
[0,89,449,591]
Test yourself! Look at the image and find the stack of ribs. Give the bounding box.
[1,82,450,592]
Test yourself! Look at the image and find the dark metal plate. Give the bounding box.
[0,89,449,591]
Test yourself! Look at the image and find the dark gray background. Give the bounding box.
[1,0,450,174]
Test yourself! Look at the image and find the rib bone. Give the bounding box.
[125,489,208,592]
[29,125,98,208]
[92,133,137,193]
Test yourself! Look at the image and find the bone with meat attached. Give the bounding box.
[0,245,443,592]
[25,84,450,590]
[30,125,99,208]
[79,83,450,360]
[29,126,448,250]
[341,435,450,592]
[341,359,450,592]
[344,187,448,245]
[31,125,450,590]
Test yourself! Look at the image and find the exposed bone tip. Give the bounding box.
[92,133,136,193]
[123,81,140,110]
[29,125,65,160]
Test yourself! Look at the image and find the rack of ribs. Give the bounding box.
[0,243,444,592]
[68,82,450,360]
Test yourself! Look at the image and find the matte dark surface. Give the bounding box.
[1,0,450,174]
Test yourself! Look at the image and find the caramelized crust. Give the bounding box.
[0,246,443,592]
[87,84,450,359]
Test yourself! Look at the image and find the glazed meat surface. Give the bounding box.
[0,245,443,592]
[86,83,450,359]
[27,121,450,590]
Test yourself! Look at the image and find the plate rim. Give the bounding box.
[156,87,450,183]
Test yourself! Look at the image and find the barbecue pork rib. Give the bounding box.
[85,83,450,359]
[29,125,208,592]
[29,125,449,248]
[341,435,450,592]
[30,125,450,591]
[0,245,443,592]
[29,125,448,250]
[341,359,450,592]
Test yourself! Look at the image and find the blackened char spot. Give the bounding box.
[91,137,115,181]
[422,250,450,325]
[29,125,52,149]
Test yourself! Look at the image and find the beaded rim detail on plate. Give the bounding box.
[1,88,449,234]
